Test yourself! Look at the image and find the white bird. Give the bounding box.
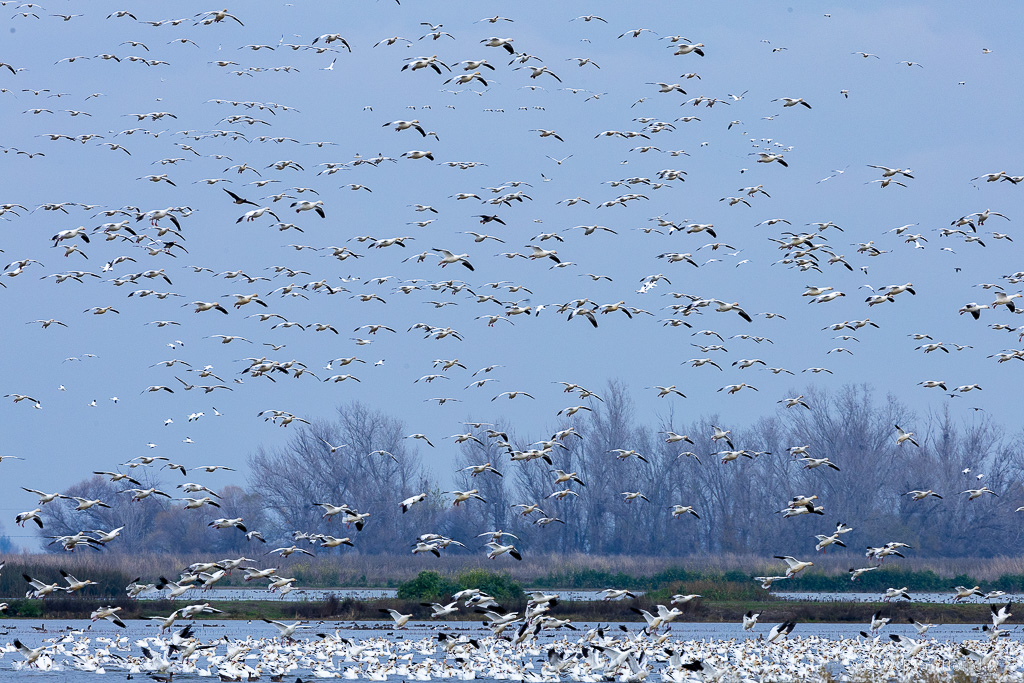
[670,504,700,519]
[379,608,413,627]
[485,542,523,560]
[400,493,427,513]
[895,424,919,447]
[767,621,796,642]
[962,487,998,500]
[773,97,812,109]
[262,618,309,638]
[434,248,475,271]
[775,556,813,577]
[446,489,486,506]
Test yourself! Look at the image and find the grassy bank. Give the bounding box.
[6,552,1024,599]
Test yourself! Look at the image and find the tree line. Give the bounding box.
[35,383,1024,560]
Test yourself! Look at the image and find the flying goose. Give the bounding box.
[262,618,310,638]
[485,542,522,560]
[894,424,919,447]
[775,556,813,577]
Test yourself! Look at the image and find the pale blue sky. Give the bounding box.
[2,1,1022,547]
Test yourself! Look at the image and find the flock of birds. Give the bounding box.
[2,0,1024,679]
[1,574,1024,680]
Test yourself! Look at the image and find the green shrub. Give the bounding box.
[12,600,42,618]
[396,569,524,602]
[455,569,523,602]
[396,571,459,601]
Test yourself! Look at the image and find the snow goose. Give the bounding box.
[754,575,789,589]
[991,602,1012,626]
[662,431,694,445]
[447,489,486,506]
[781,502,824,517]
[773,97,812,109]
[481,37,515,53]
[319,535,354,548]
[869,611,891,633]
[400,493,427,513]
[267,545,314,558]
[670,593,701,605]
[608,448,649,463]
[959,302,990,318]
[262,618,309,638]
[767,621,796,642]
[23,574,63,598]
[894,424,919,447]
[551,469,585,486]
[154,577,193,600]
[14,509,43,528]
[713,300,753,322]
[290,200,325,217]
[774,556,813,577]
[461,462,503,477]
[21,488,62,505]
[801,457,840,471]
[527,244,561,263]
[718,382,757,394]
[815,533,846,552]
[434,248,474,270]
[962,487,998,500]
[422,601,459,618]
[710,425,734,449]
[208,517,246,531]
[12,639,50,666]
[402,149,435,160]
[485,542,522,560]
[953,585,985,601]
[60,570,97,592]
[534,516,564,526]
[906,618,937,635]
[90,527,124,544]
[992,291,1021,312]
[906,489,942,500]
[756,152,788,167]
[672,43,705,56]
[69,497,111,511]
[779,395,811,409]
[883,587,911,602]
[849,566,878,581]
[120,487,172,503]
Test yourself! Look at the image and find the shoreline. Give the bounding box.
[0,596,1007,625]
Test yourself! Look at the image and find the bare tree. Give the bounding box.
[248,401,430,553]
